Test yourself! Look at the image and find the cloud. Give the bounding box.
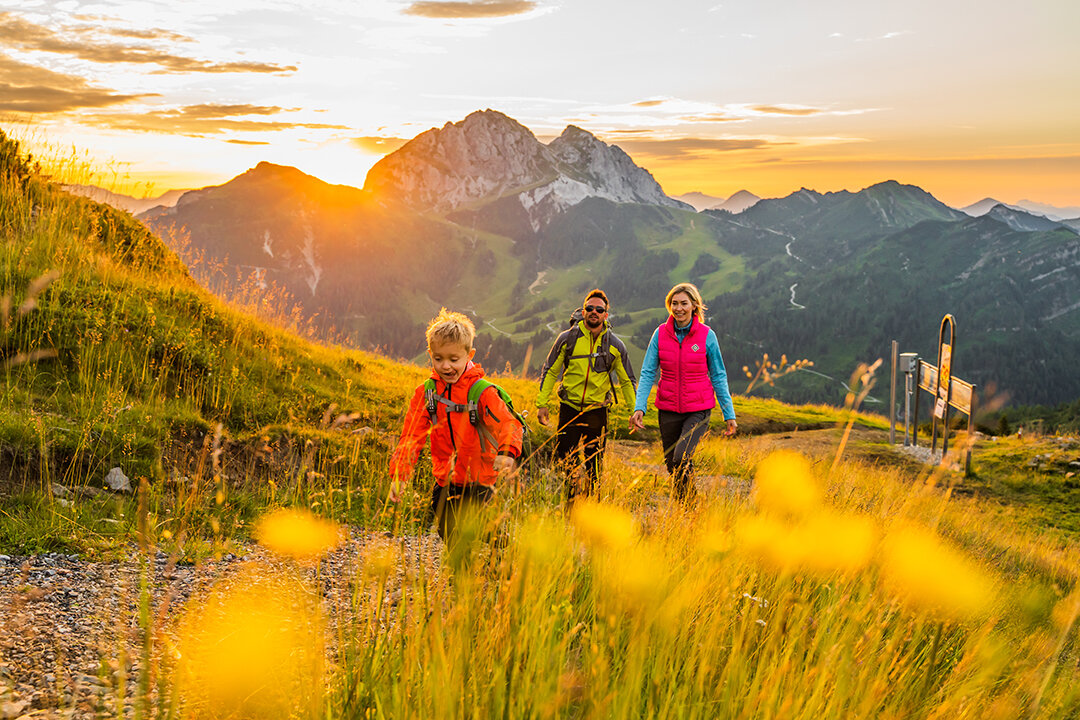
[403,1,538,18]
[0,12,295,74]
[172,104,298,119]
[0,53,153,112]
[351,136,409,154]
[613,136,786,161]
[678,112,742,123]
[83,105,350,136]
[69,15,195,43]
[632,99,667,108]
[225,139,272,145]
[750,105,824,117]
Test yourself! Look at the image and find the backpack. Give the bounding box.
[423,377,535,480]
[539,309,636,405]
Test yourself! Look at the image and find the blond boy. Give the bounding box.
[388,309,522,540]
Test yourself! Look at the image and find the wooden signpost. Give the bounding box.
[903,314,978,474]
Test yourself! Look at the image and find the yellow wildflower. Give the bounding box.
[256,508,343,562]
[735,511,876,576]
[173,564,324,718]
[880,524,995,620]
[571,500,637,551]
[753,450,822,517]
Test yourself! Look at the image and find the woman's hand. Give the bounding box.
[723,418,738,437]
[628,410,646,433]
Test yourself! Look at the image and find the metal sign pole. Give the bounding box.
[889,340,898,444]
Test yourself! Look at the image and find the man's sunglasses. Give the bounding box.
[584,305,608,314]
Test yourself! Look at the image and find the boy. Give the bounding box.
[389,309,522,542]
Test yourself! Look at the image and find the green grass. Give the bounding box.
[4,127,1080,719]
[962,434,1080,534]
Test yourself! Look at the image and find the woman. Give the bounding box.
[629,283,737,499]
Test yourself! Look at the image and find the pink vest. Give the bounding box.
[655,316,715,413]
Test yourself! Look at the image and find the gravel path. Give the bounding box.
[0,530,445,719]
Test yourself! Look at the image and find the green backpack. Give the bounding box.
[423,377,534,479]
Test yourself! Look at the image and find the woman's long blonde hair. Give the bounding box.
[665,282,706,322]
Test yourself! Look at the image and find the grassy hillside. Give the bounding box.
[3,130,1080,718]
[1,131,491,555]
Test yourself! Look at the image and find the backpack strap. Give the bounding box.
[467,379,505,454]
[539,327,578,387]
[423,378,468,425]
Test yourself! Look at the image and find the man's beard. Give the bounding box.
[585,316,603,329]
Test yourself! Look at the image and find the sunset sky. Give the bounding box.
[3,0,1078,209]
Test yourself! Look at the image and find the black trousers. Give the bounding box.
[555,403,608,500]
[658,409,712,500]
[425,481,494,543]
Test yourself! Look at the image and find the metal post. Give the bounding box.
[904,370,913,446]
[965,387,977,475]
[912,359,921,447]
[889,340,898,445]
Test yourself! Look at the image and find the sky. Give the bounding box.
[2,0,1078,209]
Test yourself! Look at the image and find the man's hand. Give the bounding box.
[388,479,404,503]
[537,406,550,426]
[723,418,738,437]
[628,410,646,433]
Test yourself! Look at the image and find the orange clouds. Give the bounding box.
[0,12,295,74]
[0,53,152,112]
[403,1,538,18]
[751,105,825,117]
[81,105,350,136]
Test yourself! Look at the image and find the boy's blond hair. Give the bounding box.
[665,282,707,322]
[426,308,476,351]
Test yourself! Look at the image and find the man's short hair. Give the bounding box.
[426,308,475,350]
[583,288,609,309]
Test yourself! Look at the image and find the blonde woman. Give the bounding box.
[629,283,737,499]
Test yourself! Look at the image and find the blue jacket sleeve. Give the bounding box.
[706,330,736,420]
[634,329,660,413]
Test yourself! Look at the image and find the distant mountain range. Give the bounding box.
[63,184,188,215]
[121,109,1080,407]
[674,190,761,213]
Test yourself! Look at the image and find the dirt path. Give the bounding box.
[0,531,443,719]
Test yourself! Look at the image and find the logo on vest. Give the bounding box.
[691,344,700,352]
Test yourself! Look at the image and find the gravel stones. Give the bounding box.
[0,531,445,718]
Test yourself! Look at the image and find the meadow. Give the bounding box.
[2,129,1079,718]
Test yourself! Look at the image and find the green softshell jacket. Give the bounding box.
[537,321,636,411]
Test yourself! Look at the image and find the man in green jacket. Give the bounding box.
[537,289,636,500]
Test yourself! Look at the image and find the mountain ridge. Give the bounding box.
[120,110,1080,406]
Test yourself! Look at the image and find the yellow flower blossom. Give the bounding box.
[256,508,343,561]
[735,511,876,576]
[753,450,822,517]
[173,564,324,718]
[880,524,995,620]
[571,500,637,551]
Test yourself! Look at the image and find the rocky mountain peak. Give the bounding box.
[364,109,557,213]
[363,110,690,221]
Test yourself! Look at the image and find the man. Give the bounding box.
[536,289,636,500]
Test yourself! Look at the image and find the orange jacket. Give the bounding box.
[390,363,523,488]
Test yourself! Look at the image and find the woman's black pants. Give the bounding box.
[657,408,712,500]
